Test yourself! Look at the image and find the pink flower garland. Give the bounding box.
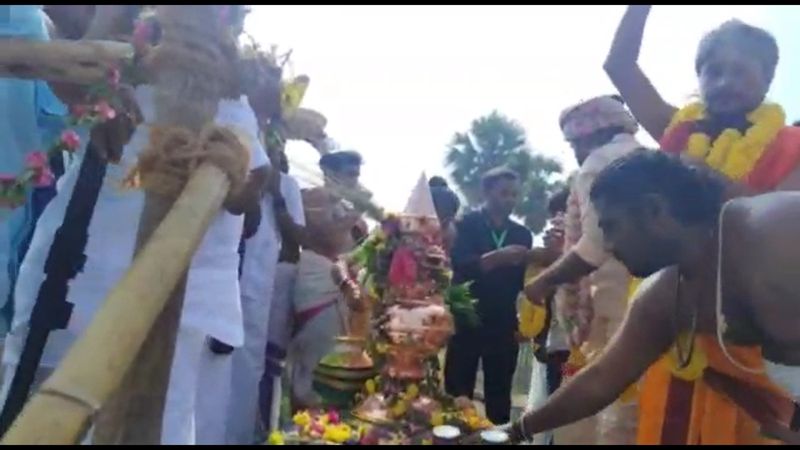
[0,68,124,209]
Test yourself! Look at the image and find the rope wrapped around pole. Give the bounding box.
[91,4,235,444]
[1,155,248,444]
[2,4,246,443]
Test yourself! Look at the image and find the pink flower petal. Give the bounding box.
[24,151,48,170]
[60,130,81,151]
[33,168,54,187]
[94,101,117,121]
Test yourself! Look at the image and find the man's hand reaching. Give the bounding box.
[525,272,554,306]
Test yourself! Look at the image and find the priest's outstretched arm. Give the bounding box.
[505,275,674,443]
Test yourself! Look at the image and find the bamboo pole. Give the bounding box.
[1,163,229,445]
[0,39,132,84]
[92,5,229,444]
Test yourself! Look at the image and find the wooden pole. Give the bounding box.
[92,5,230,444]
[0,39,132,84]
[1,163,229,445]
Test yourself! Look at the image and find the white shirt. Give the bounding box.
[11,86,267,367]
[571,133,641,267]
[293,250,339,313]
[181,92,268,345]
[240,172,305,299]
[555,133,639,347]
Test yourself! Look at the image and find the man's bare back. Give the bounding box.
[723,192,800,365]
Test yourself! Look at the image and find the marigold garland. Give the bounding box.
[519,266,547,339]
[665,332,708,382]
[665,101,786,181]
[518,300,547,339]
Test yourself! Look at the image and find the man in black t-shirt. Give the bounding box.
[444,167,533,425]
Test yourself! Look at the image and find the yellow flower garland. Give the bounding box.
[666,102,786,181]
[519,265,547,339]
[665,332,708,382]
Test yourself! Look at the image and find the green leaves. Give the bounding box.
[444,282,479,329]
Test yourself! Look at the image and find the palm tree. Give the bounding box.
[445,111,563,234]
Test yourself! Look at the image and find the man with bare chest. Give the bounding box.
[501,150,800,444]
[591,150,800,374]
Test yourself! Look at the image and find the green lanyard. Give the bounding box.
[490,229,508,250]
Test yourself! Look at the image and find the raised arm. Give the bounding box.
[604,5,677,141]
[508,269,677,442]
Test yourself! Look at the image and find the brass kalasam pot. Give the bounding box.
[318,336,374,370]
[383,303,454,380]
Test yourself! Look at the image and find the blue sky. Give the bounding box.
[247,5,799,212]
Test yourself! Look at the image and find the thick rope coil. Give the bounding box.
[125,124,250,202]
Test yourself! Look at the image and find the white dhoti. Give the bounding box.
[225,286,276,445]
[289,303,341,406]
[262,262,298,432]
[286,251,343,407]
[225,189,281,445]
[195,340,233,445]
[162,327,205,445]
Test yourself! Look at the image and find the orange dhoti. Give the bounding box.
[638,336,793,445]
[639,112,800,445]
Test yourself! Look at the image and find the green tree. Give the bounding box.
[445,111,564,234]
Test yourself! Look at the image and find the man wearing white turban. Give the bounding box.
[526,94,642,444]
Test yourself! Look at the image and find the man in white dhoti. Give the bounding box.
[226,143,305,445]
[282,187,361,409]
[524,95,642,445]
[257,151,366,426]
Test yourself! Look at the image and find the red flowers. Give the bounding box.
[60,130,81,151]
[326,409,341,424]
[2,59,126,209]
[25,152,54,187]
[388,246,419,287]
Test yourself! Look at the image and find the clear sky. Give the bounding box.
[246,5,798,212]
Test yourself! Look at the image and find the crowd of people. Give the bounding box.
[0,3,799,446]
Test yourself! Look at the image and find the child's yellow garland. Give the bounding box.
[661,102,785,381]
[666,102,785,181]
